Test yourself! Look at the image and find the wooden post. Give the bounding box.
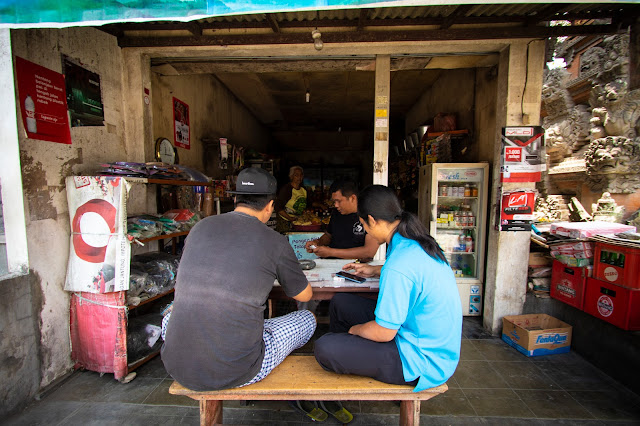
[399,399,421,426]
[200,399,223,425]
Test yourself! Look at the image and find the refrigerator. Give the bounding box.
[418,163,490,316]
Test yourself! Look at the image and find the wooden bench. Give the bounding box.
[169,355,447,426]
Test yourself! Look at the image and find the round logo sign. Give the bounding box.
[603,266,618,282]
[597,295,614,317]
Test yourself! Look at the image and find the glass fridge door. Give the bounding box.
[433,166,485,280]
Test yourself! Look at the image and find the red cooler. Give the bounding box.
[584,277,640,331]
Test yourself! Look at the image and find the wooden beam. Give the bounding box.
[118,23,628,48]
[441,5,474,30]
[357,9,369,31]
[158,59,377,74]
[187,22,202,36]
[265,13,280,33]
[525,4,567,27]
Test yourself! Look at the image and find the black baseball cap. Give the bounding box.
[227,167,277,195]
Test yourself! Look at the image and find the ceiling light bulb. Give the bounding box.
[305,90,310,103]
[311,29,322,39]
[314,38,323,51]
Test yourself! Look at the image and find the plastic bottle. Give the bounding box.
[465,233,474,253]
[464,184,471,197]
[458,232,466,251]
[471,184,478,197]
[25,94,37,133]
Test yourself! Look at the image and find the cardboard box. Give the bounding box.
[529,252,553,267]
[583,277,640,331]
[550,260,588,310]
[502,314,572,357]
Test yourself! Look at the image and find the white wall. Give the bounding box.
[9,27,125,389]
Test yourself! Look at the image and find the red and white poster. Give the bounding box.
[65,176,131,293]
[500,190,536,231]
[173,97,190,149]
[500,126,545,182]
[15,56,72,144]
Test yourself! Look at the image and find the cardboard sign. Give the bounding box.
[500,126,545,182]
[500,190,535,231]
[173,97,190,149]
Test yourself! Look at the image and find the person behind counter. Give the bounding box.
[275,165,307,232]
[161,167,315,391]
[314,184,462,392]
[304,179,379,260]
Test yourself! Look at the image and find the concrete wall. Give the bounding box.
[1,27,125,416]
[405,68,475,135]
[151,73,271,178]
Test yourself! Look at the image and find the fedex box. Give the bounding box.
[502,314,572,357]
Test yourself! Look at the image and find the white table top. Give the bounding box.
[276,259,381,288]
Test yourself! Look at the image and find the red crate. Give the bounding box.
[594,242,640,289]
[584,278,640,331]
[550,260,587,310]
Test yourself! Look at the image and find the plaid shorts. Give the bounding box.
[161,308,316,386]
[240,309,316,386]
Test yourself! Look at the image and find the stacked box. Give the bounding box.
[550,260,590,309]
[583,278,640,331]
[549,240,594,267]
[593,242,640,289]
[501,314,572,357]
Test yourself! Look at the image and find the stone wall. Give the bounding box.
[540,33,640,223]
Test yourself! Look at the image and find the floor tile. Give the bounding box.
[515,389,596,419]
[452,360,510,389]
[142,378,198,406]
[420,388,476,416]
[472,338,532,362]
[568,390,640,421]
[462,317,495,339]
[4,400,86,426]
[464,388,535,418]
[492,361,561,390]
[460,339,484,361]
[94,377,165,404]
[134,356,169,379]
[533,358,620,392]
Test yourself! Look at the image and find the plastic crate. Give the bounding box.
[584,278,640,331]
[594,242,640,289]
[550,260,588,310]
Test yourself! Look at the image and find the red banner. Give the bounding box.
[15,56,72,144]
[173,97,190,149]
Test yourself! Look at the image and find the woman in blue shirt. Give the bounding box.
[314,185,462,392]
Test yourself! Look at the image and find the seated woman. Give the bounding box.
[314,185,462,392]
[275,165,307,232]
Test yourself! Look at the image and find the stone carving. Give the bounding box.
[584,135,640,193]
[591,192,624,222]
[542,69,591,158]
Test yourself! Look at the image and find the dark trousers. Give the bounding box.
[314,293,417,386]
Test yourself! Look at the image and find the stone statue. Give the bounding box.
[591,192,624,222]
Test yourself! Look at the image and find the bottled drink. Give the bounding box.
[617,253,625,268]
[464,184,471,197]
[25,94,37,133]
[471,185,478,197]
[600,250,608,264]
[465,233,474,253]
[458,232,466,251]
[609,252,618,266]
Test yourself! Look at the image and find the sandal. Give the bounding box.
[289,400,328,422]
[319,401,354,424]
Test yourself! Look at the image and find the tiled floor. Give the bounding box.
[6,317,640,425]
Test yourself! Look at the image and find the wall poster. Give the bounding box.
[500,126,545,182]
[62,55,104,127]
[173,97,190,149]
[500,190,536,232]
[15,56,72,144]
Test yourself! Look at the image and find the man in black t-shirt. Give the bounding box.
[161,168,315,391]
[304,179,379,260]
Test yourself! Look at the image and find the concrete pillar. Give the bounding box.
[373,54,390,186]
[0,28,28,275]
[373,54,390,260]
[483,40,545,334]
